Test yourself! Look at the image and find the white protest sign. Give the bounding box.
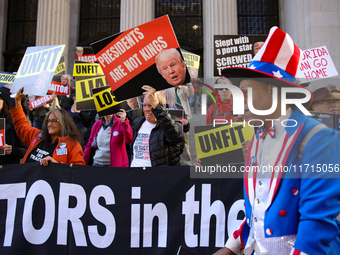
[297,46,338,82]
[11,45,65,96]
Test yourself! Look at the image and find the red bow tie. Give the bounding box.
[256,125,276,139]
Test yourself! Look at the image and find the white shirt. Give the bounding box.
[93,126,112,165]
[244,108,296,255]
[131,120,156,167]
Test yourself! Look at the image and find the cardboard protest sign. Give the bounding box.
[310,112,336,129]
[75,75,108,110]
[92,85,129,117]
[181,50,200,69]
[297,46,338,82]
[214,35,266,76]
[91,15,190,101]
[29,95,53,109]
[0,71,16,87]
[54,56,66,75]
[0,118,5,155]
[309,112,340,131]
[168,109,184,120]
[73,60,104,77]
[125,97,141,111]
[47,74,70,95]
[76,46,97,62]
[168,109,184,130]
[334,115,340,131]
[194,123,254,165]
[10,45,65,96]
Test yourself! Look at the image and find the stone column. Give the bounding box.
[68,0,80,76]
[280,0,340,89]
[36,0,71,71]
[0,0,7,70]
[279,0,307,47]
[120,0,154,31]
[203,0,238,79]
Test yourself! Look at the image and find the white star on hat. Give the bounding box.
[272,70,283,78]
[248,64,256,69]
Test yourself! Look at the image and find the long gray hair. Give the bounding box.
[41,108,81,143]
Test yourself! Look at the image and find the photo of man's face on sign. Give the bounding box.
[126,97,139,110]
[33,70,50,95]
[155,48,187,87]
[76,47,83,58]
[61,74,71,87]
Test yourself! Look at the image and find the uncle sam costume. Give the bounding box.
[222,27,340,255]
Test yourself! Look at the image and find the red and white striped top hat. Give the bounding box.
[221,26,312,107]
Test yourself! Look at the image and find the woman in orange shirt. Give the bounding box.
[10,88,85,165]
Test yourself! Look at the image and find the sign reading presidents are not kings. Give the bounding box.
[91,15,188,101]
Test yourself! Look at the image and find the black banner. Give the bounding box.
[0,163,244,255]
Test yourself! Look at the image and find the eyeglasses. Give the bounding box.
[217,88,229,91]
[317,100,339,105]
[47,119,59,125]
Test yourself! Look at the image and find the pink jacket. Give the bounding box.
[83,115,133,167]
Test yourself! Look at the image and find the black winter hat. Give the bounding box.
[0,86,12,106]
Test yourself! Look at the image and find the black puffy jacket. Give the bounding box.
[131,103,184,166]
[0,120,28,165]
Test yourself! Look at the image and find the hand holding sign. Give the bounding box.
[15,88,26,108]
[116,109,127,122]
[71,104,80,113]
[51,92,58,102]
[142,85,159,108]
[40,156,58,166]
[3,144,12,155]
[181,119,188,126]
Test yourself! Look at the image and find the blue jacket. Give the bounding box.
[238,108,340,255]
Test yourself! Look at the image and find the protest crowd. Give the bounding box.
[1,21,340,255]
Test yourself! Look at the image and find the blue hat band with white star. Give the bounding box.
[248,61,296,84]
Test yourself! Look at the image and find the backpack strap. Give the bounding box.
[298,124,327,159]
